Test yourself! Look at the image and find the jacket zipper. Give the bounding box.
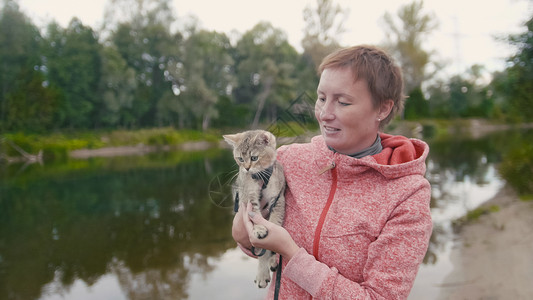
[312,161,337,260]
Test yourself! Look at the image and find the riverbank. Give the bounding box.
[437,185,533,299]
[69,140,216,158]
[2,119,532,161]
[0,128,220,161]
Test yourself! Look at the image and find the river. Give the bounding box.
[1,128,531,300]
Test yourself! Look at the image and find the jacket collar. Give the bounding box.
[311,133,429,180]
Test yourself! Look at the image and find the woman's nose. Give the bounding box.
[317,100,335,120]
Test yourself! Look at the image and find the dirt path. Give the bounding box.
[437,185,533,300]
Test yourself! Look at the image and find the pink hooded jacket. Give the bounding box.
[264,133,432,300]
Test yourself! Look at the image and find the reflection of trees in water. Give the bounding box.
[422,129,533,264]
[499,132,533,196]
[0,152,237,300]
[112,258,190,300]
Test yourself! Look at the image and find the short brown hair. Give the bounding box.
[318,45,404,127]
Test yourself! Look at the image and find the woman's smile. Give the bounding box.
[322,125,340,134]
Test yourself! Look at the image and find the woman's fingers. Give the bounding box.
[232,201,252,248]
[243,202,255,233]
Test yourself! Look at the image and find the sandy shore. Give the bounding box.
[69,141,215,158]
[437,185,533,300]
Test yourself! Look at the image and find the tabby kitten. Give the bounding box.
[223,130,286,288]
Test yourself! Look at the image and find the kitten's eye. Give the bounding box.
[237,157,244,162]
[251,156,258,161]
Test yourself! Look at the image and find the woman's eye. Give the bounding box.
[251,156,258,161]
[238,157,244,162]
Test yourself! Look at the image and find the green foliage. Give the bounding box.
[233,22,301,128]
[41,19,103,128]
[426,65,498,120]
[1,128,218,160]
[0,0,531,133]
[3,132,102,158]
[519,194,533,202]
[179,29,234,130]
[499,138,533,196]
[404,87,429,120]
[268,121,315,137]
[0,0,43,131]
[101,128,218,146]
[3,70,61,132]
[452,203,500,231]
[211,96,251,129]
[97,45,137,127]
[110,20,182,128]
[466,205,500,221]
[506,16,533,121]
[490,15,533,122]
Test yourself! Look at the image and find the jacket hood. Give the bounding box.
[311,133,429,180]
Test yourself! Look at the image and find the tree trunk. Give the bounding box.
[252,76,274,129]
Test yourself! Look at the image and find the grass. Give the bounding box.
[465,205,501,221]
[1,127,220,160]
[452,205,501,232]
[519,194,533,202]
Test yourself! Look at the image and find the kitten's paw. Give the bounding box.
[253,225,268,239]
[255,271,271,288]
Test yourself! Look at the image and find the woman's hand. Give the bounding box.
[243,202,300,261]
[232,202,253,249]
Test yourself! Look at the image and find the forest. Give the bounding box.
[1,0,532,134]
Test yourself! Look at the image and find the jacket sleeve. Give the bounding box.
[282,180,432,300]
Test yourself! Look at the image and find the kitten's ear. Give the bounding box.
[260,131,276,147]
[223,134,240,147]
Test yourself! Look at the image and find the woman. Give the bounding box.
[233,45,432,299]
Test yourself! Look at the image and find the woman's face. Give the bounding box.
[315,67,390,155]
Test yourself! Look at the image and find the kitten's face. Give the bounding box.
[223,130,277,173]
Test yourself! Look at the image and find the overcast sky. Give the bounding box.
[17,0,532,78]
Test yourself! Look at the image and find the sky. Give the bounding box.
[17,0,532,79]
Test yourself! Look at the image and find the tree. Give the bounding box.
[108,0,182,128]
[0,0,42,130]
[97,45,138,128]
[404,87,429,120]
[177,29,235,130]
[381,1,438,94]
[448,75,472,118]
[3,70,60,131]
[42,19,102,129]
[497,14,533,121]
[426,79,451,118]
[103,0,175,32]
[301,0,347,69]
[425,65,493,119]
[233,22,300,128]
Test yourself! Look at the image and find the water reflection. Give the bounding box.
[410,128,533,299]
[1,129,531,300]
[1,151,239,300]
[425,131,508,262]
